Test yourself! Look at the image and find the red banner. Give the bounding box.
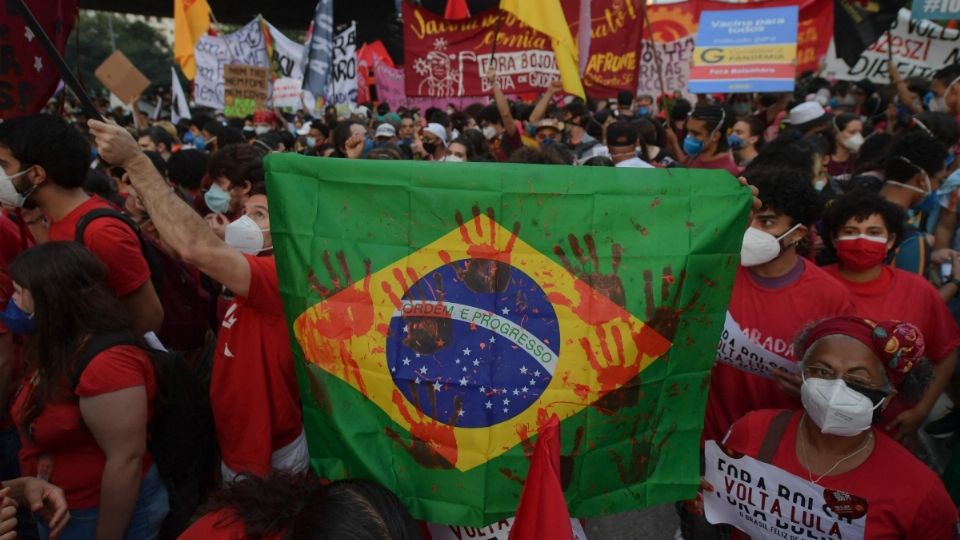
[0,0,77,119]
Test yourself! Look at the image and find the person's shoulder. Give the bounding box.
[724,409,797,456]
[871,430,943,486]
[798,261,851,293]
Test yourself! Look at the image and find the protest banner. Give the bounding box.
[302,0,335,112]
[0,0,77,120]
[357,41,393,104]
[273,77,304,108]
[690,6,798,93]
[427,518,588,540]
[194,18,270,110]
[264,155,751,525]
[330,22,358,105]
[373,61,408,109]
[704,440,868,539]
[823,9,960,83]
[94,50,151,105]
[912,0,960,21]
[224,64,269,117]
[562,0,645,99]
[716,312,799,380]
[263,20,306,80]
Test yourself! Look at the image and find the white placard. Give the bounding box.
[715,311,799,379]
[427,517,587,540]
[704,440,868,540]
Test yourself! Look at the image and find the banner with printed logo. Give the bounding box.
[823,9,960,84]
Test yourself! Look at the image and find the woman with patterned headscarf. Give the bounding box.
[707,317,957,538]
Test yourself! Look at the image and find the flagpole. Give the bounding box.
[639,0,669,117]
[491,8,503,67]
[8,0,103,121]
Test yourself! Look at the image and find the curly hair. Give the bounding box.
[744,165,822,226]
[201,472,321,539]
[885,130,947,181]
[821,188,904,251]
[207,143,265,190]
[744,130,815,181]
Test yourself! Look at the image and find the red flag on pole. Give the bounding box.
[444,0,471,20]
[507,415,574,540]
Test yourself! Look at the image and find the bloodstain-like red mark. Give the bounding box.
[579,325,638,395]
[300,251,374,393]
[385,386,460,469]
[643,267,702,342]
[382,269,453,355]
[560,425,585,490]
[500,468,524,486]
[554,234,626,308]
[609,409,677,484]
[650,197,662,209]
[448,205,522,294]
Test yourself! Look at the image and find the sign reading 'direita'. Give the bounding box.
[690,6,798,93]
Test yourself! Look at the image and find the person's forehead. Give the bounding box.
[843,213,885,228]
[246,194,269,209]
[808,337,880,371]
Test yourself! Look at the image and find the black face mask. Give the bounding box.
[845,381,889,425]
[423,142,437,155]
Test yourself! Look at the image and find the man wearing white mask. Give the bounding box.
[702,166,855,445]
[87,120,309,483]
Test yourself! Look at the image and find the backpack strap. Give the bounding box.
[757,410,794,464]
[74,208,142,245]
[72,333,139,390]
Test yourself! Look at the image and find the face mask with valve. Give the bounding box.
[801,375,886,436]
[739,223,803,267]
[225,215,271,255]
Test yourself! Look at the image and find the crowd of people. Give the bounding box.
[0,59,958,539]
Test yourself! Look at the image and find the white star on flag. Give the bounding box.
[530,379,536,386]
[485,401,492,409]
[403,324,409,333]
[520,366,528,374]
[455,358,460,364]
[459,376,468,386]
[512,388,519,396]
[458,409,465,416]
[414,376,421,384]
[33,57,43,72]
[503,398,510,405]
[24,27,35,42]
[522,386,528,393]
[419,366,428,374]
[433,381,442,392]
[463,347,472,356]
[402,357,411,365]
[489,337,496,343]
[473,359,480,366]
[534,370,541,377]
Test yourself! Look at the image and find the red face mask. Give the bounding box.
[835,235,888,272]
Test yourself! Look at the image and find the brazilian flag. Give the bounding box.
[265,155,750,526]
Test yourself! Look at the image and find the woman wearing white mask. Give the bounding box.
[712,316,958,539]
[829,114,864,182]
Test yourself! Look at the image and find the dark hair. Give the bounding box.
[885,131,947,181]
[582,155,614,166]
[202,119,224,138]
[448,137,476,161]
[737,116,765,152]
[542,143,576,165]
[852,132,894,177]
[933,62,960,85]
[83,169,122,207]
[833,113,860,133]
[460,129,492,161]
[508,147,568,165]
[689,105,732,151]
[745,131,815,180]
[670,99,693,121]
[561,101,588,125]
[190,114,213,130]
[208,144,265,189]
[476,104,502,127]
[912,111,959,148]
[138,126,174,151]
[143,151,168,179]
[290,480,421,540]
[309,121,331,139]
[202,472,322,539]
[167,149,209,191]
[429,110,450,128]
[745,166,822,226]
[219,126,245,148]
[10,242,136,440]
[332,121,361,155]
[617,90,633,108]
[821,188,904,251]
[0,114,91,189]
[365,145,405,160]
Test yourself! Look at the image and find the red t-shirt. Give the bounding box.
[47,196,151,297]
[211,255,302,476]
[704,262,855,442]
[178,509,283,540]
[822,265,960,361]
[11,345,156,509]
[688,153,742,177]
[723,410,959,539]
[0,213,26,268]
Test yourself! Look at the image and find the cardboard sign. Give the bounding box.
[823,9,960,83]
[224,64,269,117]
[94,50,151,105]
[715,312,799,379]
[689,6,799,93]
[704,440,868,539]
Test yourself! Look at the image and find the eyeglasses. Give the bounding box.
[802,364,886,390]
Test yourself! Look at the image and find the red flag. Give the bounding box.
[444,0,471,20]
[507,415,574,540]
[0,0,78,120]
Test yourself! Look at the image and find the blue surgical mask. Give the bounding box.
[0,299,34,335]
[728,134,746,151]
[540,138,556,148]
[363,138,374,155]
[683,135,705,157]
[90,147,98,160]
[194,137,207,151]
[183,131,196,144]
[637,106,650,117]
[914,190,939,214]
[924,91,934,108]
[204,184,231,214]
[829,97,840,109]
[306,136,317,148]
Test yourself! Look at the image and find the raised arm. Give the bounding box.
[488,68,517,137]
[529,79,563,124]
[88,120,253,298]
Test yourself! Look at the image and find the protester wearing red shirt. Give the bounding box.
[89,121,307,481]
[8,243,168,539]
[704,167,855,443]
[715,317,957,539]
[682,105,742,177]
[821,189,960,443]
[0,115,163,336]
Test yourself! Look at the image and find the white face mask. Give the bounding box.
[255,126,271,135]
[740,223,802,267]
[482,125,498,141]
[0,169,33,208]
[814,179,827,192]
[442,155,463,163]
[842,133,864,153]
[929,97,947,113]
[801,377,883,437]
[225,215,270,255]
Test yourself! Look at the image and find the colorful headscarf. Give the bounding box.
[800,316,925,387]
